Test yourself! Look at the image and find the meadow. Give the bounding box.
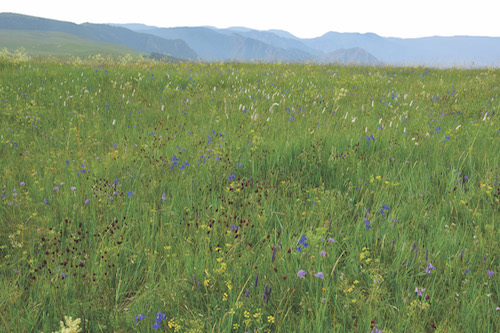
[0,51,498,332]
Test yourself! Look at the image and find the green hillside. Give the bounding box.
[0,29,143,57]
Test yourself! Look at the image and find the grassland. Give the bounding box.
[0,54,498,332]
[0,30,143,58]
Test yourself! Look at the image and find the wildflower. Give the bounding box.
[315,272,324,279]
[297,269,307,278]
[156,311,166,322]
[71,186,76,191]
[20,182,25,186]
[54,186,59,191]
[162,193,167,201]
[263,284,272,303]
[57,316,81,333]
[320,251,326,257]
[415,287,425,296]
[245,289,250,297]
[254,273,259,288]
[487,270,494,277]
[426,263,435,275]
[135,314,146,323]
[298,235,309,248]
[322,298,326,302]
[465,269,470,274]
[127,191,133,197]
[328,237,335,243]
[152,322,161,330]
[382,205,390,210]
[84,199,89,204]
[371,324,383,333]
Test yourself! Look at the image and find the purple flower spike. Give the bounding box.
[297,269,307,278]
[315,272,324,279]
[487,270,494,277]
[426,263,435,275]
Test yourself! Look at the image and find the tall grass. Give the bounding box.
[0,54,498,332]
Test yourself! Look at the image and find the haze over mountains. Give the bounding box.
[1,13,499,67]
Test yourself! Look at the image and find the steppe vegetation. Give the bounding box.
[0,51,498,332]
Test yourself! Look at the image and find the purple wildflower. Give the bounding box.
[297,270,307,278]
[156,311,165,321]
[487,270,494,277]
[328,237,335,243]
[314,272,324,279]
[426,263,435,275]
[320,251,326,257]
[135,314,146,323]
[414,287,425,296]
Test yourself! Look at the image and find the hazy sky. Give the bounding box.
[2,0,500,38]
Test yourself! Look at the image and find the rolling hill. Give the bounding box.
[0,13,197,59]
[0,30,143,57]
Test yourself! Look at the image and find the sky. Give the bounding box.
[2,0,500,39]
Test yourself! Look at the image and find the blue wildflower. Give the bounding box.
[135,314,146,323]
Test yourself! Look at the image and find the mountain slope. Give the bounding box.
[303,31,500,67]
[318,47,381,65]
[0,13,197,59]
[0,29,142,57]
[139,26,312,62]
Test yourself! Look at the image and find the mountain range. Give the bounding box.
[1,13,500,67]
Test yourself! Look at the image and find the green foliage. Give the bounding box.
[0,58,498,332]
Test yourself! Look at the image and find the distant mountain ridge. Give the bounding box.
[1,13,499,67]
[0,13,197,59]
